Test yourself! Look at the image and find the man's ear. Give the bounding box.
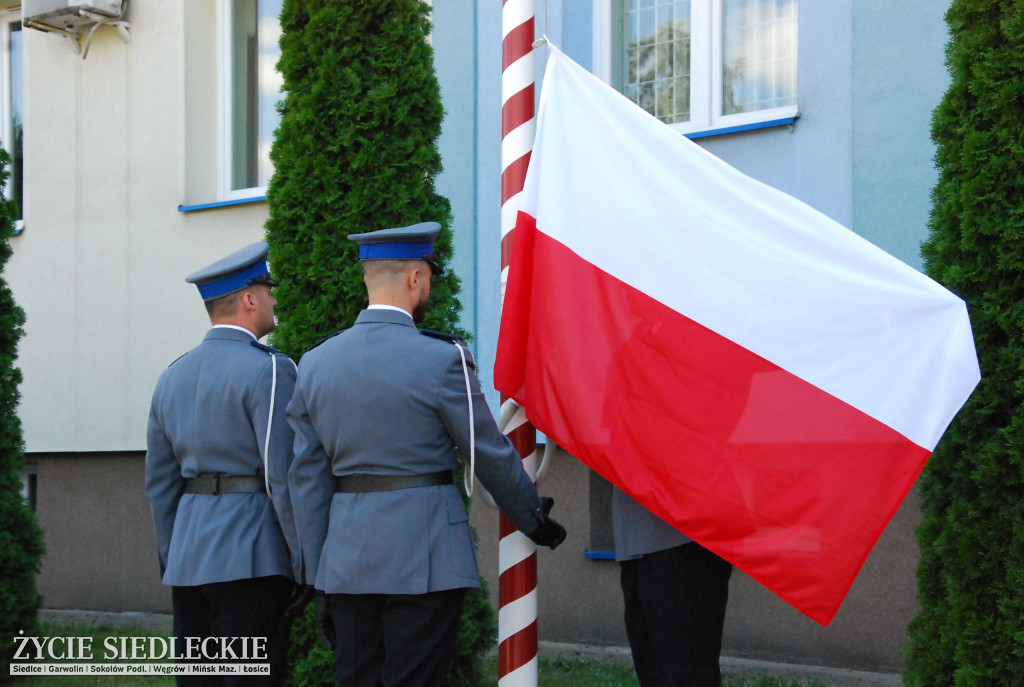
[239,289,257,311]
[406,264,424,290]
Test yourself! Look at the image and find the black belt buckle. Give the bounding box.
[210,475,221,496]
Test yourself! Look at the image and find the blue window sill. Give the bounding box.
[685,115,798,140]
[584,549,616,560]
[178,195,266,213]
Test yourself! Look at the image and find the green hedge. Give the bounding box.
[0,148,44,674]
[266,0,464,356]
[904,2,1024,684]
[265,2,492,685]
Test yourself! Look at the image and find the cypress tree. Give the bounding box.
[0,148,44,673]
[266,2,494,684]
[905,2,1024,684]
[266,0,463,354]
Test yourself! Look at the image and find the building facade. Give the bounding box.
[7,0,950,673]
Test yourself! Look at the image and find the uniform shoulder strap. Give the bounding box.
[250,340,287,356]
[307,329,346,352]
[420,329,466,346]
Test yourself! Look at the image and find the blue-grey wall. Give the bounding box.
[852,0,949,269]
[433,2,480,349]
[700,1,855,231]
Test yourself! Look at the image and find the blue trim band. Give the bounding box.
[178,196,267,213]
[584,549,616,560]
[196,260,270,299]
[359,242,435,261]
[685,116,797,140]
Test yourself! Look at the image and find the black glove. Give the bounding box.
[315,592,336,651]
[526,497,567,549]
[283,584,315,620]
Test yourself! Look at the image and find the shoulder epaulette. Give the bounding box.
[307,329,346,352]
[420,329,465,346]
[250,340,288,357]
[167,352,188,368]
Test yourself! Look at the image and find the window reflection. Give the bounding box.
[722,0,798,115]
[230,0,283,192]
[625,0,692,125]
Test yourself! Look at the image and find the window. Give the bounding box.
[219,0,284,200]
[0,10,22,228]
[20,460,36,512]
[594,0,797,136]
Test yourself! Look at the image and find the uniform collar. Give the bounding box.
[205,325,259,342]
[366,304,414,321]
[356,308,417,328]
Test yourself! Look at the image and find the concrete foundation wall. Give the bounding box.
[34,450,916,672]
[34,453,170,614]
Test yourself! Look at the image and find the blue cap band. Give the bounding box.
[196,260,271,300]
[359,242,435,261]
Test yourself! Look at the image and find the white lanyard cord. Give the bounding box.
[262,352,277,495]
[454,342,475,497]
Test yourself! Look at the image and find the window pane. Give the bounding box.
[624,0,691,124]
[722,0,797,116]
[9,21,21,220]
[230,0,283,191]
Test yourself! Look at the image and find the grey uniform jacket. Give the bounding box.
[145,326,301,586]
[612,485,691,562]
[287,308,547,594]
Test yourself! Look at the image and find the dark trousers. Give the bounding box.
[326,588,467,687]
[171,575,294,687]
[620,542,733,687]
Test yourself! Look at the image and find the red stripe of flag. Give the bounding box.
[496,212,933,625]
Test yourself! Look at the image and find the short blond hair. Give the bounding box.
[203,291,242,319]
[362,259,420,288]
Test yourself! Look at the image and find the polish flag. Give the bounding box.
[493,45,979,626]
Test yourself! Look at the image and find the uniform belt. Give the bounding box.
[185,474,266,495]
[334,470,454,494]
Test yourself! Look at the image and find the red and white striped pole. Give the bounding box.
[499,0,539,685]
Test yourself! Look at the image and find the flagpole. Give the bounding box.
[499,0,540,684]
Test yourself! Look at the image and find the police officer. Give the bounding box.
[613,487,733,687]
[287,222,566,687]
[145,242,304,686]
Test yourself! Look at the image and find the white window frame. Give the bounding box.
[593,0,798,137]
[0,8,22,230]
[217,0,282,201]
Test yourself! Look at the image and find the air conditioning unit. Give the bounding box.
[23,0,129,57]
[24,0,122,32]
